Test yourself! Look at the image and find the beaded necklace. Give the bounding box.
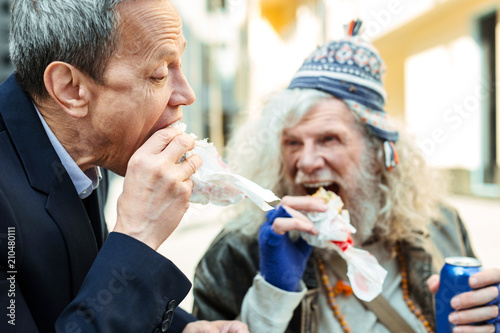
[396,244,433,332]
[317,245,434,333]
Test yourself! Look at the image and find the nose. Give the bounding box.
[169,69,196,106]
[297,143,324,174]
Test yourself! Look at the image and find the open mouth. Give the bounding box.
[302,182,340,196]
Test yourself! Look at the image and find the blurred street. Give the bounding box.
[0,0,498,326]
[105,175,500,312]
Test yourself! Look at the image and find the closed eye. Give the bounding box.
[151,76,167,82]
[151,64,169,83]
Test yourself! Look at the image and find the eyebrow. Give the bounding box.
[282,127,345,139]
[154,38,187,63]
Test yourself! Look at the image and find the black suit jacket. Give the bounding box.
[0,74,196,332]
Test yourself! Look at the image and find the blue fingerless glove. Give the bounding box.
[259,206,313,292]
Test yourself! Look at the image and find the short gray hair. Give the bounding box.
[9,0,125,99]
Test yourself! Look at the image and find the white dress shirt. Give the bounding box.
[34,105,100,199]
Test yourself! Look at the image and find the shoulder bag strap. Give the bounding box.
[326,252,417,333]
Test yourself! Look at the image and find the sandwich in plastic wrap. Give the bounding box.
[301,187,387,302]
[174,122,279,211]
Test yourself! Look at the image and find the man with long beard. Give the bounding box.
[192,21,500,332]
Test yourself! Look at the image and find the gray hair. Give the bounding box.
[224,89,338,233]
[9,0,125,99]
[226,88,332,197]
[225,88,445,245]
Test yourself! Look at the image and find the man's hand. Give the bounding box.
[114,127,203,250]
[268,196,327,236]
[427,268,500,332]
[259,195,325,292]
[182,320,249,333]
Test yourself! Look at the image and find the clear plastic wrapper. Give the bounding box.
[300,188,387,302]
[175,123,279,211]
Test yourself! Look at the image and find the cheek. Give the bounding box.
[148,102,172,131]
[323,148,355,173]
[139,87,171,127]
[282,151,299,176]
[149,86,172,113]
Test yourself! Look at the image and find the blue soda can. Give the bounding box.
[435,257,482,333]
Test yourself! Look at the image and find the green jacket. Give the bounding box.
[192,205,475,332]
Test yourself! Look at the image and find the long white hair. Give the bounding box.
[223,89,446,247]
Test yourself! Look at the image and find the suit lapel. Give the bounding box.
[0,74,99,296]
[0,75,61,193]
[82,187,107,249]
[46,174,99,296]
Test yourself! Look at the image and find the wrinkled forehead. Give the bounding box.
[285,96,353,130]
[305,98,351,118]
[115,0,183,53]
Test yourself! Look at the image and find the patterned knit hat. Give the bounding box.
[288,19,400,170]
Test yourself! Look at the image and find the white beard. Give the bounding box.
[284,153,382,245]
[334,160,381,244]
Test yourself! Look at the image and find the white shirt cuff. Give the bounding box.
[241,273,307,333]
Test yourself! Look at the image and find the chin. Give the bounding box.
[105,164,126,178]
[104,154,130,178]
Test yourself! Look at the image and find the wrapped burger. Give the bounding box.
[301,187,387,302]
[174,122,279,211]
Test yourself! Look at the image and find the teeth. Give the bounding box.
[303,182,332,188]
[168,121,181,128]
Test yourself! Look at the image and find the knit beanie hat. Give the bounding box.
[288,19,399,170]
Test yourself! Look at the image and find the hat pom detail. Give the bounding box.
[287,18,400,169]
[345,19,363,37]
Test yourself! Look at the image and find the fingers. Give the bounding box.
[182,320,216,333]
[452,324,496,333]
[215,321,249,333]
[115,127,202,250]
[452,285,500,310]
[179,154,203,180]
[182,320,249,333]
[159,132,196,163]
[427,274,440,294]
[271,214,318,236]
[469,269,500,289]
[137,127,185,155]
[131,127,201,181]
[280,195,328,212]
[138,127,198,166]
[268,201,321,236]
[157,131,201,180]
[449,303,499,325]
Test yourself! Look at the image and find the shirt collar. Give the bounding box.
[34,104,100,199]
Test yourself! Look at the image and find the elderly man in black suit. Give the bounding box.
[0,1,247,332]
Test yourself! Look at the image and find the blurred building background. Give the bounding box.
[172,0,500,309]
[0,0,12,81]
[1,0,499,311]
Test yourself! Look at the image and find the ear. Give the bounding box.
[43,62,91,118]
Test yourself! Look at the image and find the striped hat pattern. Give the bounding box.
[288,19,399,170]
